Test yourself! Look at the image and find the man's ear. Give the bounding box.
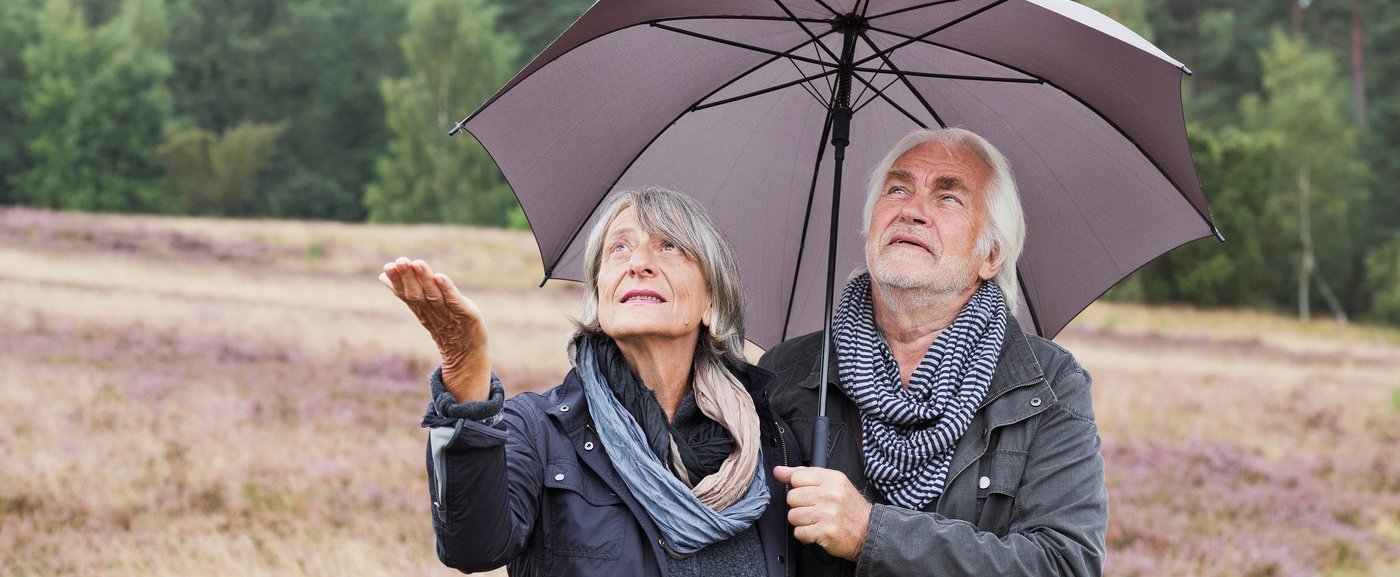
[979,244,1001,281]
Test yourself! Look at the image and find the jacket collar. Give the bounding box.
[545,360,782,431]
[798,314,1045,407]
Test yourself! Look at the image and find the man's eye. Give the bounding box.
[887,186,908,196]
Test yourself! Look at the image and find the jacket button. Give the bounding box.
[584,442,594,451]
[554,473,565,481]
[979,476,991,489]
[560,405,571,412]
[1030,397,1042,407]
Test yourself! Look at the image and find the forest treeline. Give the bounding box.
[0,0,1397,326]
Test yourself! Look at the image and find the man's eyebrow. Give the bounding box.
[886,168,914,184]
[935,175,967,191]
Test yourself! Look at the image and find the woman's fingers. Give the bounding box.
[380,261,403,294]
[434,271,471,310]
[394,257,425,301]
[414,259,444,302]
[382,258,480,326]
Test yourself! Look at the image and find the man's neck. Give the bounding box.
[870,281,975,386]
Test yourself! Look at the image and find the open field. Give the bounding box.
[3,206,1398,576]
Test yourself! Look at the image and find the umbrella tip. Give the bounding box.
[448,116,470,136]
[1213,226,1226,243]
[538,275,549,288]
[1181,65,1194,76]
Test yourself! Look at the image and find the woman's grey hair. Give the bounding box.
[861,128,1026,314]
[575,186,748,368]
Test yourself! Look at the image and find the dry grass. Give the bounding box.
[2,206,1398,577]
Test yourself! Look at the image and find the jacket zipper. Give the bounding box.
[776,422,792,577]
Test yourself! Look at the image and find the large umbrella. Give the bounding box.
[452,0,1219,464]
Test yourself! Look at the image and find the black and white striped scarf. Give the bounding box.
[833,273,1006,511]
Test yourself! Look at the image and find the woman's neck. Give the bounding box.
[615,334,698,421]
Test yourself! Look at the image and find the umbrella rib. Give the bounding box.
[783,107,837,342]
[851,67,1042,83]
[1016,272,1043,336]
[805,0,842,18]
[773,0,841,63]
[651,23,835,69]
[864,26,1213,231]
[786,57,829,105]
[866,0,967,21]
[770,0,839,99]
[858,0,875,19]
[855,30,945,127]
[848,56,884,110]
[542,33,845,280]
[850,74,901,115]
[691,69,840,111]
[846,70,929,128]
[659,14,835,24]
[865,24,1035,80]
[852,0,1009,69]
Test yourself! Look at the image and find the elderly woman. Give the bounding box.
[380,187,797,577]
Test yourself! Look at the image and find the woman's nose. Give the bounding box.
[628,245,655,276]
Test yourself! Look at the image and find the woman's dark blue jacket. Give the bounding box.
[420,364,799,576]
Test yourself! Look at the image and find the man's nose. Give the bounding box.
[897,195,930,225]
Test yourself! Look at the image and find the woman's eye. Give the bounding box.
[660,241,679,252]
[609,241,629,254]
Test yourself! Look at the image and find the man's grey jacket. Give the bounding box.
[758,316,1108,577]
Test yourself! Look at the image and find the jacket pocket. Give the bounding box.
[974,448,1028,536]
[542,460,626,560]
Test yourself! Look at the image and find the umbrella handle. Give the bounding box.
[806,415,841,567]
[809,415,830,468]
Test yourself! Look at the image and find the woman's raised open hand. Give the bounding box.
[380,257,491,402]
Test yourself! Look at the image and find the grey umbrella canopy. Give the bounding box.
[456,0,1218,349]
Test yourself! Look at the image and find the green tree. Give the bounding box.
[159,122,286,216]
[365,0,520,226]
[486,0,591,67]
[1243,31,1369,321]
[14,0,173,213]
[1079,0,1153,41]
[1366,239,1400,325]
[1145,1,1289,125]
[0,0,43,205]
[1128,125,1282,307]
[165,0,408,220]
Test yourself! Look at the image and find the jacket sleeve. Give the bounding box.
[854,367,1108,577]
[423,370,548,573]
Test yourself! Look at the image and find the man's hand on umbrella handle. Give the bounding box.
[380,257,491,402]
[774,465,871,561]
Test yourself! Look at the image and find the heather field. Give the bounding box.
[3,206,1398,577]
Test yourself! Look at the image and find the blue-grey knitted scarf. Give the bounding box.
[575,337,769,556]
[833,274,1006,510]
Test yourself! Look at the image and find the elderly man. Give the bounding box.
[762,128,1108,577]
